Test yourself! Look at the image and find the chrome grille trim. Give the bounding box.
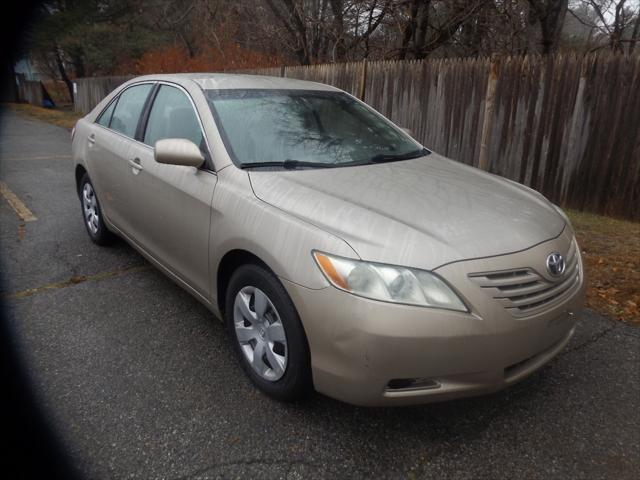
[469,239,581,317]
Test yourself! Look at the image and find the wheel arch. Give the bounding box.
[216,249,274,316]
[75,164,87,197]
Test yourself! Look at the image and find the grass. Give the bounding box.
[2,102,83,130]
[567,210,640,326]
[3,102,638,325]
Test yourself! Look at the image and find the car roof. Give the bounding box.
[131,73,341,92]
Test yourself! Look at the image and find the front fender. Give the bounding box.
[209,167,358,307]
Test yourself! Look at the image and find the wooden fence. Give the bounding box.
[15,74,44,107]
[74,54,640,220]
[73,75,134,114]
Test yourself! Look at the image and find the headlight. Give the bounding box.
[313,251,468,312]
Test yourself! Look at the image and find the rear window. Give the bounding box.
[96,100,116,127]
[110,84,153,138]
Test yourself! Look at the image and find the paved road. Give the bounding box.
[1,110,639,479]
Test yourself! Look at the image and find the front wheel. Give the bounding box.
[225,264,312,401]
[79,173,115,245]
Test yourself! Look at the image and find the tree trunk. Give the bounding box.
[54,48,74,103]
[70,52,85,78]
[413,1,431,59]
[179,32,197,58]
[398,0,419,59]
[420,2,483,58]
[363,2,375,59]
[265,0,311,65]
[542,1,567,54]
[610,0,628,54]
[329,0,347,62]
[628,12,640,55]
[528,0,568,54]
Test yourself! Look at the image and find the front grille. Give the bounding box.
[469,240,580,317]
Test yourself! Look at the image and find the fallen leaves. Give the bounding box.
[568,210,640,326]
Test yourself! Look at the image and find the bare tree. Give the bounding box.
[27,0,640,79]
[629,8,640,53]
[395,0,487,59]
[261,0,391,64]
[568,0,640,53]
[527,0,569,53]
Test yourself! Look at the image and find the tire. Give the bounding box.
[79,173,115,246]
[225,263,312,401]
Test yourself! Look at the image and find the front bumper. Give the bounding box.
[283,228,585,406]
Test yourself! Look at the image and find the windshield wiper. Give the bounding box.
[369,148,430,164]
[239,159,338,170]
[239,150,429,170]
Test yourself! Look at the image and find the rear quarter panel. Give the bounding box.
[71,117,93,178]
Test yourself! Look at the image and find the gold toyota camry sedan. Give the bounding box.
[71,74,585,406]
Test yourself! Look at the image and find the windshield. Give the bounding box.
[206,89,426,168]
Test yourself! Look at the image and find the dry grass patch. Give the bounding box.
[568,210,640,326]
[2,103,83,130]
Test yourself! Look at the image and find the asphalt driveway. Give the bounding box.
[1,110,639,479]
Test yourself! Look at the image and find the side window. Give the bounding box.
[110,84,153,138]
[96,99,116,127]
[144,85,204,148]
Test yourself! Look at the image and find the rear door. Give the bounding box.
[87,83,154,231]
[125,83,217,300]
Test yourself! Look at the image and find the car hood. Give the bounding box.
[248,153,565,270]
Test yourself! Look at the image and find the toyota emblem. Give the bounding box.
[546,252,566,277]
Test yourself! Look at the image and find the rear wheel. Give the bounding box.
[225,264,312,401]
[79,173,115,245]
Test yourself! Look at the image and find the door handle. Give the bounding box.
[88,133,96,145]
[129,157,143,173]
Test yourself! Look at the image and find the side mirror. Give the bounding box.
[154,138,204,168]
[400,127,413,138]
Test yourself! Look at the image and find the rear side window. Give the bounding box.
[144,85,203,148]
[96,100,116,127]
[110,84,153,138]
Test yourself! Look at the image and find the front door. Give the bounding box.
[124,84,217,300]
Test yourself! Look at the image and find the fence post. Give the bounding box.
[478,58,499,171]
[358,59,367,100]
[280,65,286,77]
